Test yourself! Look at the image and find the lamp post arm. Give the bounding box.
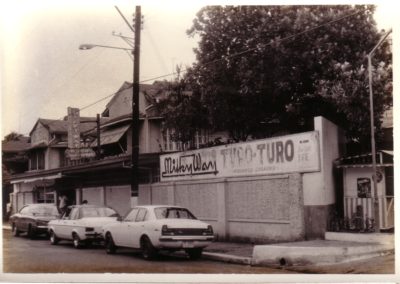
[79,44,133,51]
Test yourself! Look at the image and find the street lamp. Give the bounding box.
[79,44,133,51]
[79,5,141,197]
[368,28,392,231]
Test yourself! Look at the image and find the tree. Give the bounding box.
[182,5,392,146]
[153,68,210,148]
[4,132,24,142]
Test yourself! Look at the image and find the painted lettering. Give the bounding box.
[162,153,218,178]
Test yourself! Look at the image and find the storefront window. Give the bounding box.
[36,187,55,203]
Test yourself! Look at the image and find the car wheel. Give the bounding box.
[27,225,35,239]
[186,248,203,260]
[72,233,83,249]
[140,236,157,260]
[105,233,117,254]
[49,230,59,245]
[12,223,20,237]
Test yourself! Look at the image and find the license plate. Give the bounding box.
[182,242,194,248]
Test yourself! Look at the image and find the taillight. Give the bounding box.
[161,225,175,236]
[203,225,213,236]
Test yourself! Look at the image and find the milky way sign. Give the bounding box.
[160,131,320,182]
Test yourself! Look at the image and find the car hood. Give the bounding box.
[155,219,210,229]
[34,216,59,222]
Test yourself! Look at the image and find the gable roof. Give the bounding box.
[29,117,103,136]
[102,81,160,115]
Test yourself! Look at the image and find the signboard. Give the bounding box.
[160,131,320,182]
[68,107,80,149]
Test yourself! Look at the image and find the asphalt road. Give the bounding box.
[2,229,394,276]
[2,229,292,274]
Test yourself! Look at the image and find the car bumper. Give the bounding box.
[34,226,49,234]
[84,232,104,241]
[158,236,214,249]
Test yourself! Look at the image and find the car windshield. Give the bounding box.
[154,207,197,220]
[80,207,118,218]
[31,206,59,217]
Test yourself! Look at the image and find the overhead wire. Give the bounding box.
[15,7,369,137]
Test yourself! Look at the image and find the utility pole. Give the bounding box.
[96,114,101,159]
[132,6,141,196]
[368,28,392,232]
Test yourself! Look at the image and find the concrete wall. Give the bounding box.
[138,173,305,243]
[81,185,131,216]
[302,116,344,239]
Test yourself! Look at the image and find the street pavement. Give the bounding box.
[2,223,395,274]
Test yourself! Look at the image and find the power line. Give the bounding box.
[13,7,369,135]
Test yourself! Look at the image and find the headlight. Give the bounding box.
[85,227,95,232]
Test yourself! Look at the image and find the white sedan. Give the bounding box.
[102,205,214,260]
[48,205,119,248]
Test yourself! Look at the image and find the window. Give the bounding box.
[69,208,79,220]
[19,206,30,215]
[124,208,139,222]
[30,150,45,170]
[154,207,197,220]
[35,187,55,204]
[135,209,147,222]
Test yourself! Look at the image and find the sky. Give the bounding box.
[0,0,396,138]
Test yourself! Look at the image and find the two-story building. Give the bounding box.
[8,81,216,216]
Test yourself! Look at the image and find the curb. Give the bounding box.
[202,252,252,265]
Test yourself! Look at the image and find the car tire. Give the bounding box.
[12,223,20,237]
[186,248,203,260]
[49,230,59,245]
[72,233,83,249]
[27,224,35,239]
[140,236,157,260]
[105,233,117,254]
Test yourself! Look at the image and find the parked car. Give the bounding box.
[48,205,119,248]
[9,203,60,238]
[102,205,214,260]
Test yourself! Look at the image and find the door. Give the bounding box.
[113,208,139,247]
[129,208,148,248]
[55,207,77,239]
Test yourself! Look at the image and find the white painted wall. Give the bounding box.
[303,116,344,206]
[343,167,386,198]
[105,185,131,216]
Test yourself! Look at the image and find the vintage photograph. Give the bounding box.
[1,0,395,281]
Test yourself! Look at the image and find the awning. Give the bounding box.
[381,150,393,156]
[91,125,130,147]
[10,173,62,184]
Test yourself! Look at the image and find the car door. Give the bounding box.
[55,208,77,239]
[129,208,148,248]
[112,208,139,247]
[18,206,31,232]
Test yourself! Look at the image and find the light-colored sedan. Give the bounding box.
[102,205,214,260]
[48,205,119,248]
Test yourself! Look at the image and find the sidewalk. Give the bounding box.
[203,232,394,267]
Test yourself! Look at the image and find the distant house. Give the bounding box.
[8,81,221,216]
[2,135,30,220]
